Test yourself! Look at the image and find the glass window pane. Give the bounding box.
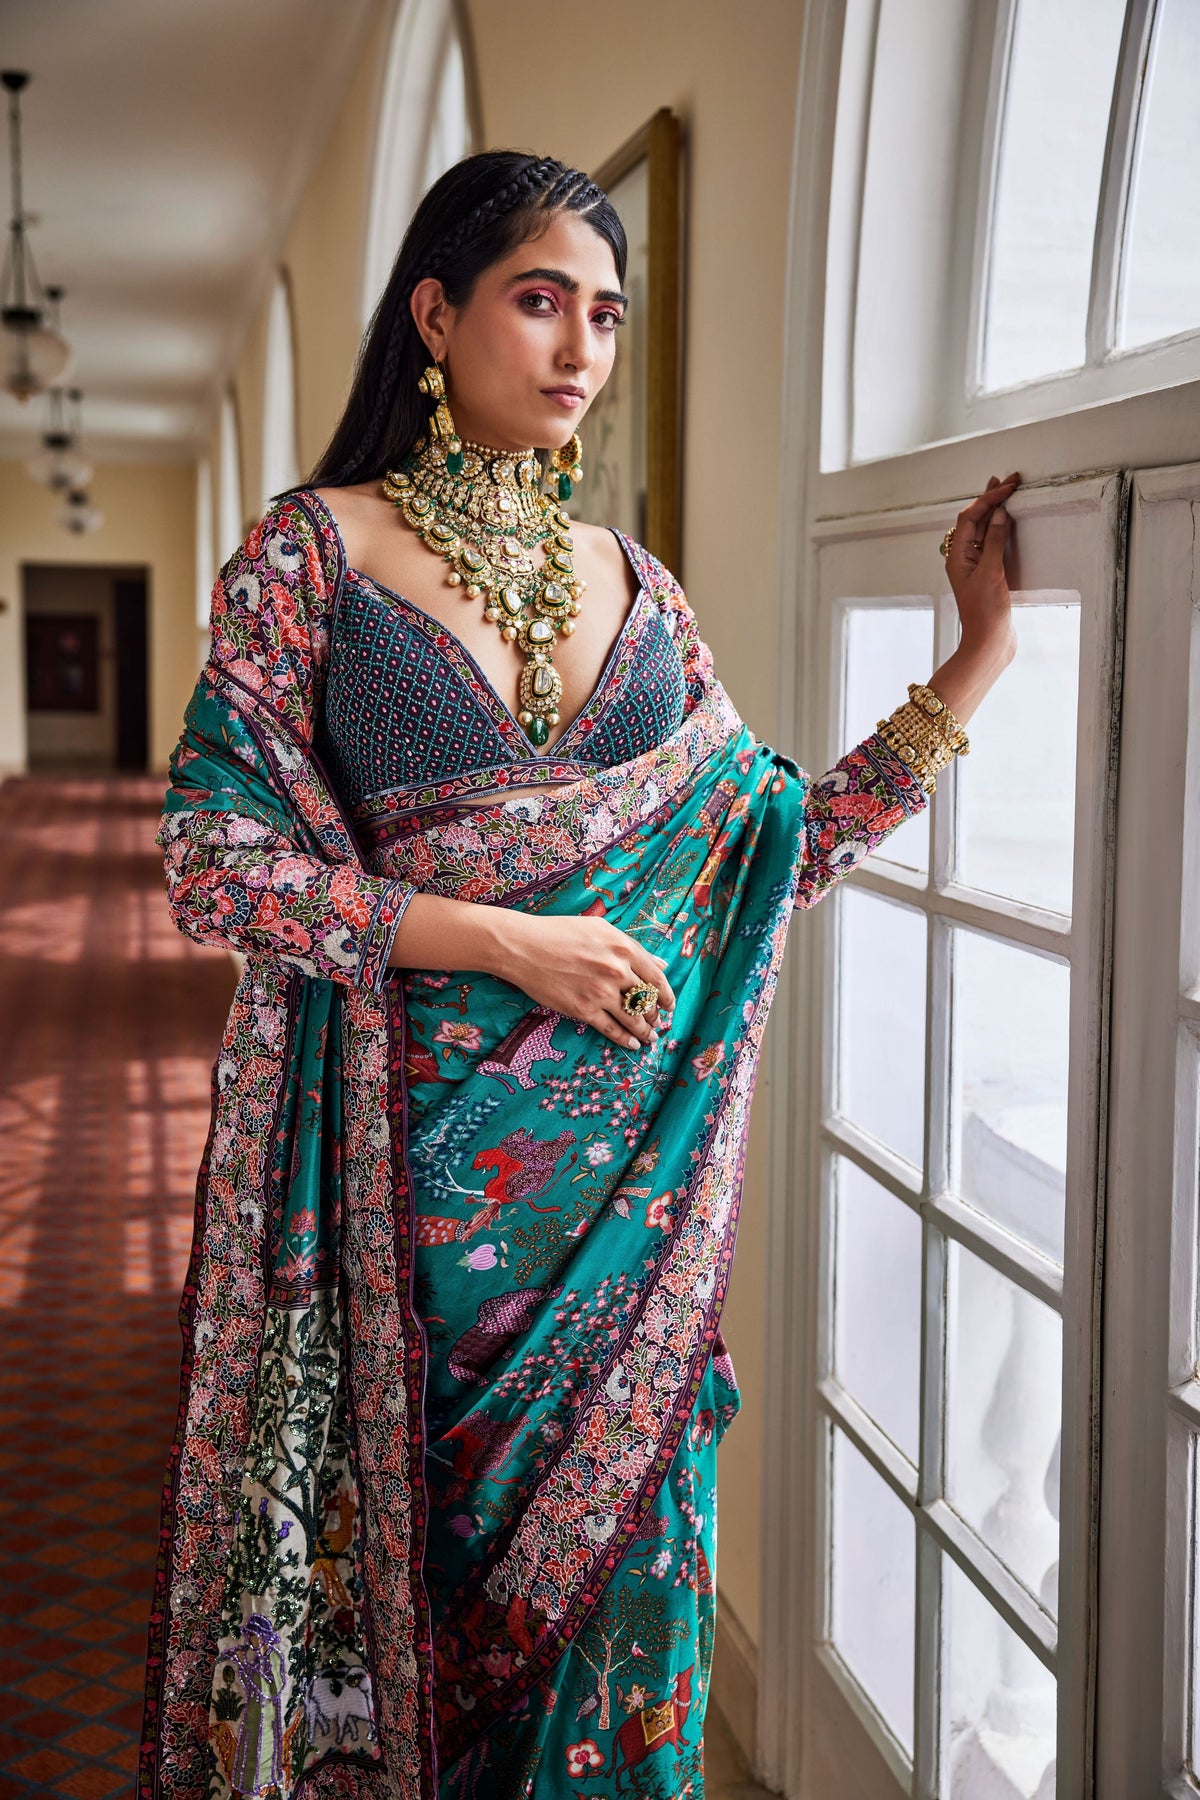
[830,1425,915,1755]
[982,0,1126,390]
[1118,0,1200,350]
[843,604,934,874]
[952,929,1070,1264]
[833,1155,922,1462]
[956,598,1079,917]
[946,1243,1062,1609]
[837,887,927,1169]
[944,1557,1056,1799]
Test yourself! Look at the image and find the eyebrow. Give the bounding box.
[503,266,629,309]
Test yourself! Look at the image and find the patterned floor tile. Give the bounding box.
[0,776,236,1800]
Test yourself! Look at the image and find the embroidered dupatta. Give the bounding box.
[135,496,926,1800]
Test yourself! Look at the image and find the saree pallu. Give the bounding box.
[136,497,926,1800]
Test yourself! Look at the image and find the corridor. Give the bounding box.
[0,774,235,1799]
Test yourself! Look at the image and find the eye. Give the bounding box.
[593,308,626,333]
[520,290,557,313]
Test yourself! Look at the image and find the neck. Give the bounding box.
[392,431,552,540]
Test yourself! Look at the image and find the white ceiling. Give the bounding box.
[0,0,379,464]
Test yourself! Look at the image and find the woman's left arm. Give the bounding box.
[793,470,1019,909]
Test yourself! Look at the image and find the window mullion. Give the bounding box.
[1086,0,1158,366]
[914,907,950,1800]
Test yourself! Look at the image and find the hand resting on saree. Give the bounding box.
[384,890,676,1052]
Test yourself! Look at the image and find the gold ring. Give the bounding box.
[621,980,659,1018]
[939,526,956,558]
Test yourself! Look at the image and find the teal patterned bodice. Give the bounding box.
[314,527,689,811]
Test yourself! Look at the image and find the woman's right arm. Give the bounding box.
[387,895,673,1053]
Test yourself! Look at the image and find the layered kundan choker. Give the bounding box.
[383,369,586,746]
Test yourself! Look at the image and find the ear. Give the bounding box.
[409,275,450,362]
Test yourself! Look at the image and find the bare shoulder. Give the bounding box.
[568,518,622,562]
[569,518,641,603]
[308,482,396,567]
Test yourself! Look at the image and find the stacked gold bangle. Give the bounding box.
[875,682,970,795]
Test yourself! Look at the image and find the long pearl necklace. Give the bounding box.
[382,433,587,747]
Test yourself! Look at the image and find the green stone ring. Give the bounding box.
[621,980,659,1019]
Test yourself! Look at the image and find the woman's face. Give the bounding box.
[410,208,627,455]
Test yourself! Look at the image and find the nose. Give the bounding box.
[557,301,596,376]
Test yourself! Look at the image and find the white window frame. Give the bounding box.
[1098,462,1200,1798]
[360,0,475,331]
[829,0,1200,470]
[217,388,244,566]
[195,455,215,633]
[261,269,300,512]
[759,4,1200,1796]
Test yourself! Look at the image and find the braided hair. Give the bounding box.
[302,152,626,491]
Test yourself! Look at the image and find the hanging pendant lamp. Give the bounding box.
[26,366,93,490]
[1,71,71,403]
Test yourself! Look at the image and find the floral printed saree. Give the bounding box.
[136,496,927,1800]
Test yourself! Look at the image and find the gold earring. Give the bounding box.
[549,431,583,502]
[416,361,463,474]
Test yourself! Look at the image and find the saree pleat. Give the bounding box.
[136,495,927,1800]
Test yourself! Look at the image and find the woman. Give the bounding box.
[136,151,1017,1800]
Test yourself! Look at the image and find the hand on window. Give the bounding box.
[944,471,1020,659]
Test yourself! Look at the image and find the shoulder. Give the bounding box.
[605,530,694,642]
[574,520,686,602]
[219,489,344,601]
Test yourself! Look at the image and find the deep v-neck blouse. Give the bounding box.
[301,487,689,814]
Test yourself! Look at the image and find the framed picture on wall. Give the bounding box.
[26,615,100,712]
[570,107,684,576]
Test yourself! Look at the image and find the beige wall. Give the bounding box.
[0,459,197,775]
[463,0,807,1652]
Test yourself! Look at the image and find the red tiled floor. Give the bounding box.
[54,1769,128,1800]
[13,1671,83,1703]
[0,776,237,1799]
[59,1726,128,1760]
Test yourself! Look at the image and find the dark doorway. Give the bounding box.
[114,576,148,770]
[22,565,149,773]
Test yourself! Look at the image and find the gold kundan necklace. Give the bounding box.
[382,430,586,748]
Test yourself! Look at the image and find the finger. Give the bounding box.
[645,965,676,1012]
[958,476,1020,524]
[587,1006,646,1050]
[628,952,676,1013]
[982,503,1009,561]
[602,1007,658,1050]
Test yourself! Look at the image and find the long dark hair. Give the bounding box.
[303,151,627,490]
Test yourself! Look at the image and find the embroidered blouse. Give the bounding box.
[165,491,927,999]
[313,524,689,810]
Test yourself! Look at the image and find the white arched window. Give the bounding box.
[261,270,300,510]
[217,388,243,563]
[822,0,1200,469]
[195,456,214,631]
[361,0,472,327]
[760,6,1200,1799]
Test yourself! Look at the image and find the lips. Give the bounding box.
[542,386,585,399]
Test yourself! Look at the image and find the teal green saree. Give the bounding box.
[136,496,926,1800]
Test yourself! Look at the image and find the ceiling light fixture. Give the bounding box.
[26,346,94,489]
[57,484,104,536]
[1,70,71,403]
